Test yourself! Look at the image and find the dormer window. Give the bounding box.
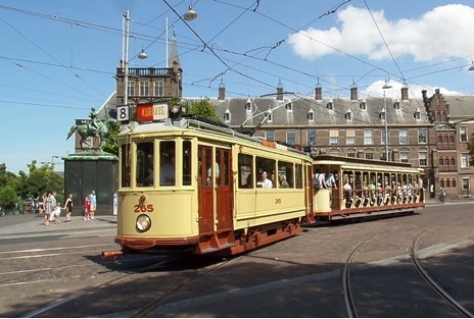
[267,111,273,123]
[379,107,386,121]
[307,109,314,120]
[245,99,251,111]
[326,99,333,110]
[224,109,231,123]
[359,99,367,110]
[414,108,420,120]
[393,99,400,109]
[285,101,293,111]
[345,109,352,120]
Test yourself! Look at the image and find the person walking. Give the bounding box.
[44,192,53,226]
[64,194,74,222]
[84,195,91,221]
[89,190,97,219]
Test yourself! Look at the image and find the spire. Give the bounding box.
[168,25,180,68]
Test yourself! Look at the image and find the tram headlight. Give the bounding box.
[136,214,151,232]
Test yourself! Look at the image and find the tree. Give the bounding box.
[185,98,219,121]
[467,140,474,166]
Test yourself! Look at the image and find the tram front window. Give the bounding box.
[160,141,176,186]
[136,142,154,187]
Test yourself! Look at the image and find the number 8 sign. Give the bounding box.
[117,105,130,122]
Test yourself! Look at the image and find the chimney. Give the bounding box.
[218,80,226,101]
[350,85,358,101]
[315,84,322,101]
[401,86,409,101]
[277,80,283,101]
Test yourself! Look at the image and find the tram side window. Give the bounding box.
[121,144,131,187]
[278,161,293,188]
[160,141,176,186]
[256,156,276,188]
[136,142,154,187]
[238,153,253,188]
[295,164,303,189]
[183,141,192,186]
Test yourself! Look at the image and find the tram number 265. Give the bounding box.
[134,204,154,213]
[275,198,282,204]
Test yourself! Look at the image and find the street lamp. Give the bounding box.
[382,79,392,161]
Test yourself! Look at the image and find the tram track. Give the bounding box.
[342,226,474,318]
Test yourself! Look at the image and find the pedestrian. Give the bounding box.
[50,205,61,224]
[44,192,52,226]
[89,190,97,219]
[84,195,91,221]
[48,192,58,224]
[64,194,73,222]
[36,192,45,215]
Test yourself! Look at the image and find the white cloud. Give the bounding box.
[287,4,474,62]
[363,80,463,99]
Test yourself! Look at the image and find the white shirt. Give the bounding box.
[259,178,273,189]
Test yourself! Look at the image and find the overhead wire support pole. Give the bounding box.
[123,10,130,106]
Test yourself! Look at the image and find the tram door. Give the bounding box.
[215,148,233,231]
[198,146,214,233]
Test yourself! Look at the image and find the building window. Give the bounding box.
[307,130,316,146]
[418,129,427,144]
[439,157,444,166]
[400,152,409,163]
[446,179,451,188]
[267,112,273,123]
[452,178,456,188]
[393,99,400,109]
[139,81,149,96]
[364,130,373,145]
[461,153,469,168]
[345,110,352,120]
[286,130,296,146]
[245,99,252,111]
[460,126,468,142]
[450,157,455,166]
[330,137,339,145]
[329,130,339,145]
[285,102,292,111]
[266,130,275,141]
[381,130,389,145]
[399,129,408,144]
[365,153,374,160]
[128,81,135,97]
[224,110,231,123]
[359,100,366,110]
[347,152,356,158]
[153,81,164,96]
[440,179,445,188]
[327,99,333,110]
[462,178,470,192]
[346,137,355,145]
[419,152,428,167]
[307,110,314,120]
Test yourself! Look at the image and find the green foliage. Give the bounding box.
[101,121,121,156]
[467,139,474,166]
[185,98,220,121]
[0,161,64,205]
[0,185,20,209]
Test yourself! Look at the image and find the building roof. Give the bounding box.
[210,94,428,128]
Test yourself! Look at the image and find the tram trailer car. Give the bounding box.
[311,155,425,221]
[102,114,315,258]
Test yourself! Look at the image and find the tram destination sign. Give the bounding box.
[136,103,169,122]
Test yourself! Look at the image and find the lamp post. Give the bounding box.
[382,80,392,161]
[122,11,147,108]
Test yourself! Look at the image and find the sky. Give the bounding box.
[1,0,474,174]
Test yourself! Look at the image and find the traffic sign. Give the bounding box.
[117,105,130,122]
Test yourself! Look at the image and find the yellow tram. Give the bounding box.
[103,115,314,257]
[312,155,425,221]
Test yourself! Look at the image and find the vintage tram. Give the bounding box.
[102,112,314,258]
[102,110,424,258]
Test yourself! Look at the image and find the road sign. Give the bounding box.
[117,105,130,122]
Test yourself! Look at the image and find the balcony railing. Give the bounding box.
[116,67,173,77]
